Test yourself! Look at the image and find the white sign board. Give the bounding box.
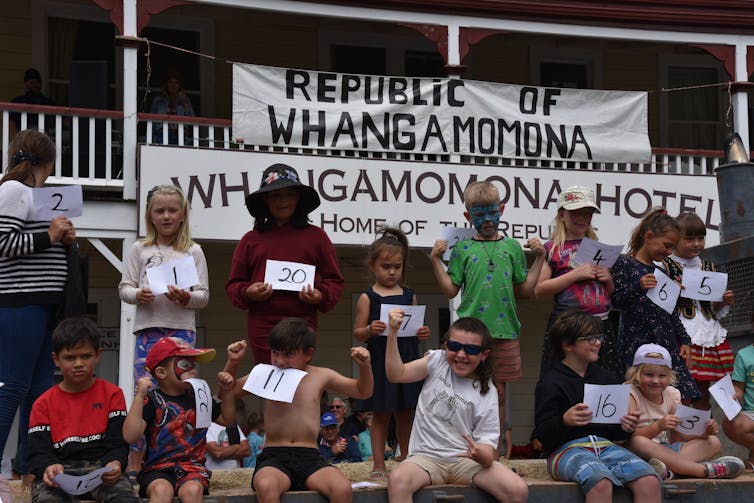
[145,255,200,295]
[681,268,727,301]
[233,63,650,162]
[441,227,476,261]
[571,238,624,268]
[674,404,711,436]
[378,304,426,336]
[647,268,681,314]
[53,467,114,496]
[583,383,630,424]
[32,185,83,220]
[185,378,212,428]
[264,260,316,291]
[139,147,721,248]
[709,374,742,421]
[243,363,307,403]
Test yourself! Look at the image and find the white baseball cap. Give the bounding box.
[632,343,672,369]
[557,186,600,212]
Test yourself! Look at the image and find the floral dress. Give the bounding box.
[611,254,700,401]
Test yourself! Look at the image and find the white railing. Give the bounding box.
[0,103,727,197]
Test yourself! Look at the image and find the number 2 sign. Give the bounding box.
[440,227,476,261]
[264,260,315,292]
[32,185,83,220]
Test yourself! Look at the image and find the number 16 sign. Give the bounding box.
[583,384,630,424]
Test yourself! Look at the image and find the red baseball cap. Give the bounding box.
[145,337,216,374]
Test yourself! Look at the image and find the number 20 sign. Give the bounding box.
[264,260,315,292]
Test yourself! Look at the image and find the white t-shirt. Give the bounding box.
[408,350,499,460]
[205,422,245,470]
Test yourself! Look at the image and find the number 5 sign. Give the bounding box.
[680,268,727,301]
[583,384,630,424]
[264,260,315,292]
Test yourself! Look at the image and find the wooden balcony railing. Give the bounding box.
[0,102,727,198]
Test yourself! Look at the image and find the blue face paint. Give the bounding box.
[469,203,500,231]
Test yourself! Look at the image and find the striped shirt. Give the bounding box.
[0,180,66,307]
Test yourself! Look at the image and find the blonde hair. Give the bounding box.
[142,184,193,252]
[625,363,678,387]
[463,181,500,210]
[547,208,599,260]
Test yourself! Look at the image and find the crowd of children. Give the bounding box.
[9,146,754,503]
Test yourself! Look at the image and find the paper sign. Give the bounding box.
[674,404,711,436]
[145,255,200,295]
[681,268,727,302]
[264,260,315,292]
[709,374,742,421]
[441,227,476,261]
[352,481,382,489]
[646,268,681,314]
[243,363,308,403]
[185,378,212,428]
[52,466,114,495]
[379,304,426,337]
[583,383,630,424]
[32,185,83,220]
[571,238,624,268]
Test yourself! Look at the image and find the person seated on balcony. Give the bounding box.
[150,70,195,145]
[9,68,56,138]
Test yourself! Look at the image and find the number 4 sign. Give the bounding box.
[571,238,624,268]
[264,260,316,292]
[583,384,630,424]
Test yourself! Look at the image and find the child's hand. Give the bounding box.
[299,285,323,305]
[245,282,273,302]
[351,346,371,367]
[722,289,734,306]
[703,418,720,437]
[595,265,612,284]
[563,403,592,426]
[524,237,545,256]
[101,461,121,485]
[416,325,430,341]
[368,320,387,335]
[166,284,190,305]
[679,344,691,365]
[460,434,492,467]
[227,340,247,362]
[217,371,235,392]
[621,410,640,433]
[657,414,681,431]
[135,376,153,397]
[42,463,64,487]
[639,273,657,290]
[136,287,155,304]
[431,239,448,258]
[388,308,405,331]
[572,263,598,281]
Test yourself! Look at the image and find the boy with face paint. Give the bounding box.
[431,181,545,453]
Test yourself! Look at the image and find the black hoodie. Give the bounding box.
[533,361,633,455]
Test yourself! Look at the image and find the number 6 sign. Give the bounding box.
[264,260,316,292]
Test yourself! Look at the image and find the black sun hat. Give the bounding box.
[245,163,321,219]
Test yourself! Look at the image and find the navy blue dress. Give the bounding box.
[611,255,700,401]
[355,287,423,412]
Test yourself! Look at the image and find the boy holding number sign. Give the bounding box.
[533,309,661,502]
[624,343,743,480]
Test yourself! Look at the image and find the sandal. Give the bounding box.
[745,462,754,473]
[369,471,389,480]
[127,471,138,484]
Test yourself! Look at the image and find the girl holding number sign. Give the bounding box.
[667,212,734,410]
[533,309,661,503]
[625,343,744,480]
[535,186,620,380]
[226,164,344,365]
[0,129,76,479]
[118,184,209,478]
[352,226,429,479]
[611,208,700,402]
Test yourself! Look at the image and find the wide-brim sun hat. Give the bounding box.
[245,163,321,219]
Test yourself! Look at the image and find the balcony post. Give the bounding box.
[121,0,138,200]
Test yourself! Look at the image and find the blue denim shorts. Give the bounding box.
[548,436,660,494]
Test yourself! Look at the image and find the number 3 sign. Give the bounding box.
[264,260,315,292]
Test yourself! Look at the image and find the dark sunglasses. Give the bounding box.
[329,405,343,410]
[446,340,484,355]
[575,333,605,345]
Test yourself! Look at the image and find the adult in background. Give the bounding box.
[9,68,56,138]
[0,130,75,478]
[150,70,195,145]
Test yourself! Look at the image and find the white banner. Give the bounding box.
[233,63,650,163]
[139,146,720,248]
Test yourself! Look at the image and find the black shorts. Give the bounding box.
[252,447,334,491]
[138,464,210,498]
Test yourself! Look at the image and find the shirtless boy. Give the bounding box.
[229,318,372,503]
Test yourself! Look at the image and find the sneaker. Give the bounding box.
[702,456,746,479]
[648,457,671,480]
